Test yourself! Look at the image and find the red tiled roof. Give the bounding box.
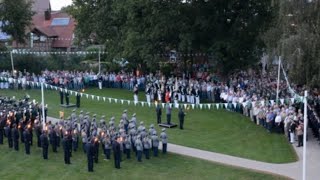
[31,11,76,49]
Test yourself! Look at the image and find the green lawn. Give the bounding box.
[0,88,297,163]
[0,139,287,180]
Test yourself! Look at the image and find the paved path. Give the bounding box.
[48,117,319,180]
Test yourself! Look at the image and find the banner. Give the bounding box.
[207,104,211,109]
[216,104,219,109]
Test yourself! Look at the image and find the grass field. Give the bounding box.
[0,139,288,180]
[0,88,297,163]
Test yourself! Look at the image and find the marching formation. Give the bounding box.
[0,96,168,172]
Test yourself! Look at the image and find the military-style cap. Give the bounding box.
[93,114,96,117]
[101,115,105,118]
[72,109,76,112]
[123,109,127,113]
[150,124,154,128]
[80,110,83,113]
[162,128,166,131]
[132,113,136,117]
[86,112,90,115]
[140,121,144,125]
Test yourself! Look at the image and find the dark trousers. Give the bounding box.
[64,150,70,164]
[52,143,57,152]
[153,147,158,157]
[73,140,78,151]
[8,138,13,148]
[0,129,3,144]
[88,158,94,172]
[114,154,121,169]
[37,135,41,148]
[83,143,87,154]
[105,149,111,159]
[157,115,161,124]
[162,143,167,154]
[125,149,130,159]
[13,140,19,151]
[43,147,48,159]
[167,114,171,124]
[137,150,142,162]
[25,143,30,154]
[298,135,303,147]
[144,149,150,159]
[179,120,184,129]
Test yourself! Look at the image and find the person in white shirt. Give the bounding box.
[274,112,282,133]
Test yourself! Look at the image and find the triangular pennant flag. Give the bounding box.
[36,82,40,87]
[291,98,295,104]
[121,100,124,104]
[242,102,247,107]
[216,104,219,109]
[161,103,165,108]
[199,104,203,109]
[224,103,228,109]
[70,91,73,95]
[270,100,274,106]
[169,104,172,108]
[134,101,137,106]
[60,88,63,91]
[97,96,100,101]
[233,103,237,108]
[184,104,187,109]
[191,104,195,109]
[141,102,144,107]
[280,99,284,105]
[91,95,95,100]
[207,104,211,109]
[80,93,83,97]
[115,99,118,103]
[127,100,131,105]
[103,97,106,102]
[75,92,78,96]
[148,102,151,107]
[65,89,68,93]
[108,98,111,103]
[45,84,48,88]
[55,86,58,90]
[26,81,30,85]
[86,94,89,99]
[31,82,34,86]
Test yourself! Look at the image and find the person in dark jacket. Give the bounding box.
[40,130,49,159]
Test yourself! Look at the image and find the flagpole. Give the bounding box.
[10,51,14,76]
[98,50,101,75]
[302,90,308,180]
[276,56,281,104]
[41,82,46,129]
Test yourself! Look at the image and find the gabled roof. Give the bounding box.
[31,11,75,48]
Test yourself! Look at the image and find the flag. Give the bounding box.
[216,104,219,109]
[207,104,211,109]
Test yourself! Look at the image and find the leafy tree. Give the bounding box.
[0,0,34,43]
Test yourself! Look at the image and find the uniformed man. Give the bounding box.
[135,135,143,162]
[124,135,131,159]
[59,89,64,105]
[76,91,81,108]
[23,127,31,155]
[86,138,95,172]
[34,120,42,148]
[81,131,87,154]
[5,122,13,148]
[113,136,121,169]
[40,130,49,160]
[12,124,19,151]
[156,104,162,124]
[0,114,6,144]
[103,135,111,160]
[151,131,159,157]
[166,103,172,125]
[62,132,71,164]
[71,109,77,122]
[178,108,186,130]
[160,128,167,154]
[143,135,151,159]
[50,126,58,152]
[65,91,70,106]
[93,136,100,163]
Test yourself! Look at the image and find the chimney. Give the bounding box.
[44,9,51,20]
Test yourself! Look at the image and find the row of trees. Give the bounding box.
[262,0,320,87]
[68,0,274,74]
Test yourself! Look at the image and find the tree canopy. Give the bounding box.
[69,0,275,74]
[0,0,34,43]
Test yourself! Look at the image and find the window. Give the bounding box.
[51,18,70,26]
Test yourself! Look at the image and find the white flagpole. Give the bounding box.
[302,90,308,180]
[98,50,101,75]
[276,56,281,104]
[10,51,14,75]
[41,83,46,129]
